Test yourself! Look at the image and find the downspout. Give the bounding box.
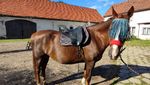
[137,24,140,38]
[0,17,7,38]
[52,21,55,30]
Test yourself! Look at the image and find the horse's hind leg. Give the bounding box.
[33,54,49,85]
[33,53,41,85]
[39,54,49,85]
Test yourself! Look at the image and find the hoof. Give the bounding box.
[81,77,86,85]
[37,83,40,85]
[43,80,46,85]
[36,82,46,85]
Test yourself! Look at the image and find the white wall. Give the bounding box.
[104,17,110,21]
[31,18,91,31]
[0,16,95,38]
[129,10,150,40]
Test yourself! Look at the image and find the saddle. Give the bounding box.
[59,25,89,46]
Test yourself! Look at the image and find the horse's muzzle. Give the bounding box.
[109,44,120,60]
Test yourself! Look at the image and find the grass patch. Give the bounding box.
[125,39,150,46]
[0,39,29,43]
[0,38,149,46]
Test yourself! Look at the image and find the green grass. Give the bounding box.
[125,39,150,46]
[0,39,29,43]
[0,38,150,47]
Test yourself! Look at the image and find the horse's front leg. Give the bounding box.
[82,61,95,85]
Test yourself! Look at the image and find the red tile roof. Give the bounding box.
[104,0,150,17]
[0,0,103,23]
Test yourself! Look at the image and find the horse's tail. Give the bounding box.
[27,32,36,50]
[26,41,32,50]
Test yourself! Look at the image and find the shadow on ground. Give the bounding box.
[48,64,150,85]
[0,64,149,85]
[0,49,31,54]
[0,67,35,85]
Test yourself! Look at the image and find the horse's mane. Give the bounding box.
[88,18,113,31]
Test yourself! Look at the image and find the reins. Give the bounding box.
[119,47,150,80]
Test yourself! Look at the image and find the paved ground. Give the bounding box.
[0,42,149,85]
[114,46,150,85]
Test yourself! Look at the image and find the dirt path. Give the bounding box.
[0,42,149,85]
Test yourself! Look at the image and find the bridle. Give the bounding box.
[108,18,150,79]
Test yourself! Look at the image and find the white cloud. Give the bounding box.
[90,6,97,9]
[97,0,114,7]
[90,5,101,9]
[103,1,114,7]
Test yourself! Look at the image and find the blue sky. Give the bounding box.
[52,0,127,16]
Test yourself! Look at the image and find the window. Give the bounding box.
[143,28,147,35]
[131,27,135,35]
[142,27,150,35]
[148,28,150,35]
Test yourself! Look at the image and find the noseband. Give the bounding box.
[110,39,122,46]
[109,18,129,46]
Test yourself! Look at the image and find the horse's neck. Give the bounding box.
[88,19,113,48]
[95,18,113,31]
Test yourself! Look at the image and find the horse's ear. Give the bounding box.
[112,6,118,18]
[128,6,134,17]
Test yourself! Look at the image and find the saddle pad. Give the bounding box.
[60,34,72,46]
[59,26,89,46]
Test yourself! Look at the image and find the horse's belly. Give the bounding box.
[51,54,84,64]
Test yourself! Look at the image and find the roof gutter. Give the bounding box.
[0,14,101,23]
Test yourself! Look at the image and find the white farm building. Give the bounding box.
[0,0,103,39]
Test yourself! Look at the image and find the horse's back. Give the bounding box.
[30,30,58,51]
[31,30,58,41]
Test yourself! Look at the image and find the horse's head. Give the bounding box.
[108,6,134,60]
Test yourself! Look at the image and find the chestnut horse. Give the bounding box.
[31,6,134,85]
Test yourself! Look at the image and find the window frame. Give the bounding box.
[142,27,150,35]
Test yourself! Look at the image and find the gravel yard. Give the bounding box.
[0,42,149,85]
